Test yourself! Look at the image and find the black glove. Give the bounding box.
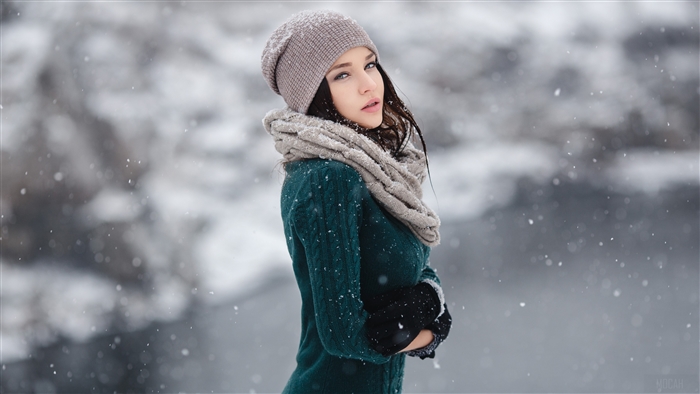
[427,304,452,344]
[407,304,452,359]
[364,282,441,356]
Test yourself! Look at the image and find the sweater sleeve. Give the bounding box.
[291,161,391,364]
[418,252,446,318]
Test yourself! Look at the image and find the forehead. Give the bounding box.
[331,46,375,66]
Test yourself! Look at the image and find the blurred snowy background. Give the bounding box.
[1,1,698,393]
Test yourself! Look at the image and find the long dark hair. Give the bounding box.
[306,63,428,159]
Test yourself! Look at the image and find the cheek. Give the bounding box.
[373,72,384,97]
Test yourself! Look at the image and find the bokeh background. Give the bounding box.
[1,1,698,393]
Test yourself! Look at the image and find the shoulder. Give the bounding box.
[282,159,368,213]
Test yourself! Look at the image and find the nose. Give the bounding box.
[358,70,377,94]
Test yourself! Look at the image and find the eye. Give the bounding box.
[333,71,349,81]
[365,61,377,70]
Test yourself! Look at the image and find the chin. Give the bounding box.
[361,121,381,129]
[358,115,383,129]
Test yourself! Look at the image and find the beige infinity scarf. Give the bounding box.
[263,107,440,246]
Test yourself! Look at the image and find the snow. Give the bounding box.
[1,23,51,95]
[193,184,289,303]
[424,142,560,221]
[81,188,144,224]
[604,149,698,194]
[1,1,698,365]
[0,262,118,360]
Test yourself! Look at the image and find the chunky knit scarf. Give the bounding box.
[263,107,440,246]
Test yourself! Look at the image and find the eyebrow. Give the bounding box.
[326,53,376,75]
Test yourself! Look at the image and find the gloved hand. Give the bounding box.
[427,304,452,343]
[416,304,452,360]
[408,304,452,359]
[364,282,441,356]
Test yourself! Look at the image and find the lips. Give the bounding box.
[362,98,381,112]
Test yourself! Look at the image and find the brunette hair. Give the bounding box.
[306,63,428,159]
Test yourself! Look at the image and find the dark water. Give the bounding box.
[3,184,698,393]
[407,183,699,393]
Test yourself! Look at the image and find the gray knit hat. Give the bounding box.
[261,10,379,114]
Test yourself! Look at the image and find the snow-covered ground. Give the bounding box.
[1,1,697,368]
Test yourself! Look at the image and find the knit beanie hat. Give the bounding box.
[261,10,379,114]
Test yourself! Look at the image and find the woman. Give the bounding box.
[261,10,452,393]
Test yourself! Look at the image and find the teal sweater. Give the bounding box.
[280,159,441,394]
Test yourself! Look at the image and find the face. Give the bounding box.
[325,46,384,129]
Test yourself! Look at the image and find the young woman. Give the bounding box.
[261,10,452,393]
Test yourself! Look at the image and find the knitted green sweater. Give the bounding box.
[280,159,441,394]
